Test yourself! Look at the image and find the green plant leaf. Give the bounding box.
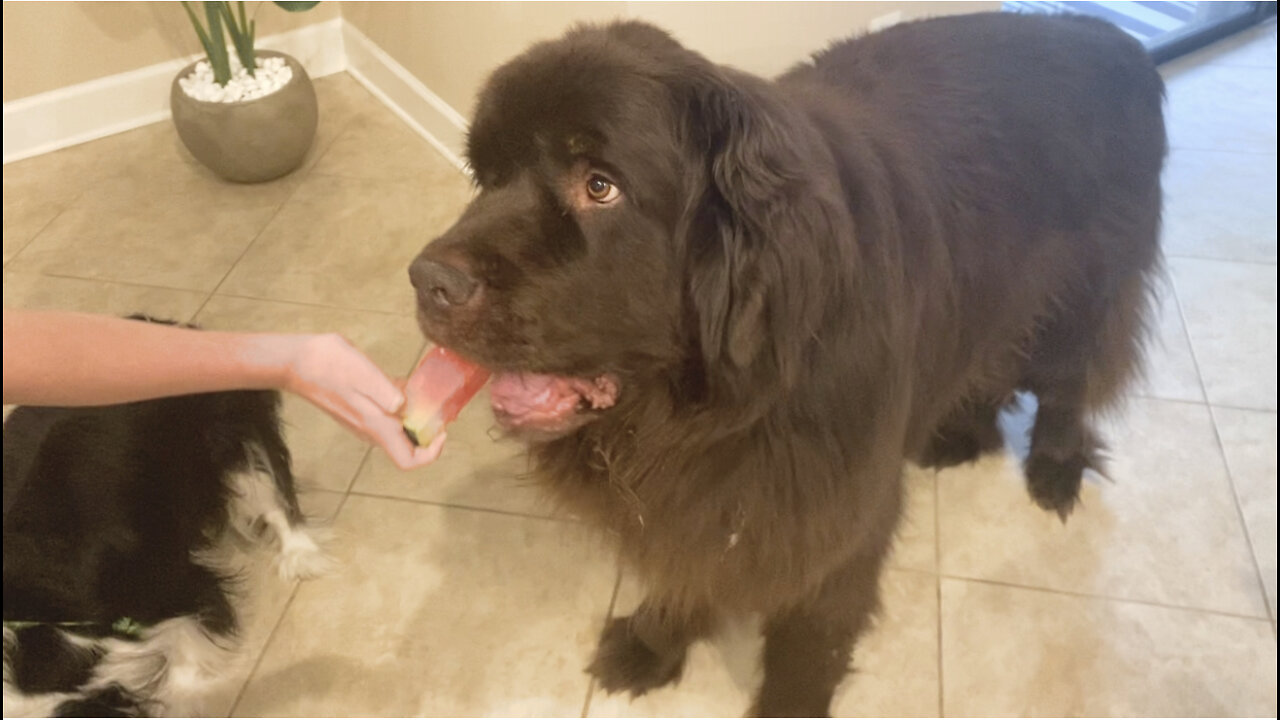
[219,1,256,76]
[272,1,320,12]
[180,1,217,61]
[184,0,313,89]
[204,1,232,85]
[220,1,240,37]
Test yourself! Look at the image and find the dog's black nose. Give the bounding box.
[410,257,480,308]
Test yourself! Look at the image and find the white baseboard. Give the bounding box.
[341,21,470,174]
[2,18,346,165]
[1,17,469,173]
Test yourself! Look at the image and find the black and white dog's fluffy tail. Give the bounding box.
[3,316,330,717]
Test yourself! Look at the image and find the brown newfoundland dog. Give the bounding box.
[409,11,1165,717]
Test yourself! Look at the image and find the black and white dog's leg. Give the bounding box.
[230,439,333,581]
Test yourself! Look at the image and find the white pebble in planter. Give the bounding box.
[170,50,318,183]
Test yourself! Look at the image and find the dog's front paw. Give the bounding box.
[274,527,335,581]
[587,616,686,698]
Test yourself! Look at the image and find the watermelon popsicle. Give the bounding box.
[401,347,492,446]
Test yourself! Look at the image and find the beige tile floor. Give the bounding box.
[3,19,1277,718]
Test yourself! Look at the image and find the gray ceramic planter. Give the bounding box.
[170,50,318,184]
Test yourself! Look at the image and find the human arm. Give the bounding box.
[2,310,444,469]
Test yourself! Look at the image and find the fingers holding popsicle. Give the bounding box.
[400,347,491,448]
[282,335,481,471]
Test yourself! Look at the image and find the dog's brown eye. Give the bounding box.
[585,174,620,203]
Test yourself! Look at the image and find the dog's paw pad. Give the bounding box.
[587,617,685,697]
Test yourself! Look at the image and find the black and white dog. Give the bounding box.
[3,316,330,717]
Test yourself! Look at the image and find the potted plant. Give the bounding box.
[171,1,321,183]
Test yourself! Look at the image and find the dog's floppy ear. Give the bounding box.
[677,65,841,408]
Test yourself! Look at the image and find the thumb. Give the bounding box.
[367,376,406,414]
[378,376,411,414]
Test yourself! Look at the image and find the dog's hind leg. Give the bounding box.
[258,429,334,581]
[255,420,305,525]
[916,398,1006,469]
[1022,387,1100,520]
[87,612,240,717]
[587,599,713,698]
[260,507,333,582]
[229,440,333,581]
[1021,325,1108,519]
[1021,256,1156,520]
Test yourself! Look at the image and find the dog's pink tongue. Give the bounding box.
[490,372,618,427]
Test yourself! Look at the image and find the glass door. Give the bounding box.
[1003,1,1278,64]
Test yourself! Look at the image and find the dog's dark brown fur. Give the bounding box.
[410,12,1165,716]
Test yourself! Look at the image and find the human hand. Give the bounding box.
[281,333,446,470]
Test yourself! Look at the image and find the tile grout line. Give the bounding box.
[191,201,298,322]
[581,566,624,718]
[1167,269,1276,625]
[1128,392,1276,415]
[4,209,70,269]
[23,269,420,319]
[3,186,92,271]
[233,369,375,714]
[226,580,304,717]
[303,98,365,173]
[191,148,329,320]
[885,564,937,580]
[189,73,363,319]
[342,445,377,496]
[201,291,418,319]
[188,292,214,325]
[344,488,578,525]
[17,271,210,295]
[579,674,598,718]
[896,563,1271,622]
[1206,404,1277,629]
[1162,252,1277,267]
[932,470,945,718]
[1162,254,1280,268]
[939,572,1273,623]
[227,464,360,717]
[15,268,424,322]
[1165,143,1279,156]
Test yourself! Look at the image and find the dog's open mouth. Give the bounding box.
[489,372,620,436]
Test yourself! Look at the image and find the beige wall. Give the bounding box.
[342,2,624,120]
[630,2,999,76]
[343,1,1000,118]
[1,1,340,102]
[3,1,999,109]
